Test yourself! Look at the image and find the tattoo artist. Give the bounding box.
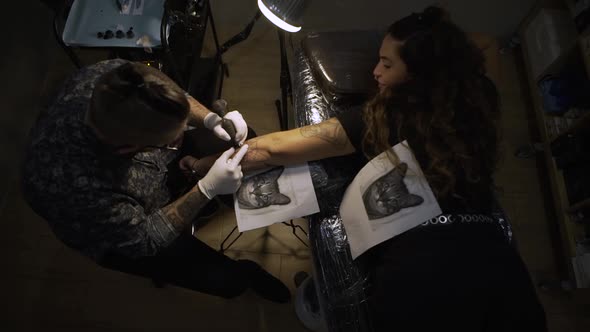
[22,60,291,303]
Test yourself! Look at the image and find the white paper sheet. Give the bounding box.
[234,164,320,232]
[340,141,442,259]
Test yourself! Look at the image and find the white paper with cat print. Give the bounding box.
[234,163,320,232]
[340,140,442,259]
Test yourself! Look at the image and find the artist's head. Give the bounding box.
[87,62,189,154]
[364,6,500,198]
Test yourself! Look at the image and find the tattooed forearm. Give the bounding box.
[177,191,208,220]
[299,119,348,146]
[162,208,184,230]
[186,94,212,127]
[162,187,210,232]
[241,138,273,167]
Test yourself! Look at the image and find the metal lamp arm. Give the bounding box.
[219,10,263,54]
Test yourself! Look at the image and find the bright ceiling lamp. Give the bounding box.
[257,0,307,33]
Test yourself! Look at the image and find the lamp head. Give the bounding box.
[257,0,307,33]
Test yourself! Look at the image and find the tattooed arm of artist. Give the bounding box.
[185,93,214,128]
[161,185,210,233]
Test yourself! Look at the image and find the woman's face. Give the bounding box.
[373,34,408,92]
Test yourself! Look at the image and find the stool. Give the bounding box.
[219,219,309,253]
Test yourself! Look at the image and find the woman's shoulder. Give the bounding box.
[333,105,366,146]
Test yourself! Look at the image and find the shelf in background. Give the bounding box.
[534,38,580,82]
[518,0,588,287]
[580,29,590,82]
[550,111,590,143]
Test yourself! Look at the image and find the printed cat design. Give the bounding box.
[362,162,424,220]
[237,167,291,209]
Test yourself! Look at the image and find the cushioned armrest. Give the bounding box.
[302,30,500,102]
[302,30,384,104]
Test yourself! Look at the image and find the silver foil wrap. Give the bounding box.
[291,46,373,331]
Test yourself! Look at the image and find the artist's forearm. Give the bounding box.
[161,185,210,233]
[186,94,212,127]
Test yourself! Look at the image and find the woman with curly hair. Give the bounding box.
[184,6,546,331]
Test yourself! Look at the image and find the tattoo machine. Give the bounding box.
[212,99,241,148]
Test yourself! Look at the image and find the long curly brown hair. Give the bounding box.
[362,6,500,199]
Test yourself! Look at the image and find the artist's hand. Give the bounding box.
[203,110,248,145]
[223,111,248,145]
[197,145,249,199]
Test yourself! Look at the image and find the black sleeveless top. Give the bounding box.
[334,107,546,331]
[336,106,495,214]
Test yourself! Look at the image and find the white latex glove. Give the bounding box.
[203,111,248,145]
[197,145,249,199]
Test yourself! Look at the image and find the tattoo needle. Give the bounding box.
[211,99,241,149]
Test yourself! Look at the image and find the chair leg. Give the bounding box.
[220,220,308,253]
[219,225,243,253]
[282,220,309,247]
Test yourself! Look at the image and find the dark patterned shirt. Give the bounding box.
[22,59,182,261]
